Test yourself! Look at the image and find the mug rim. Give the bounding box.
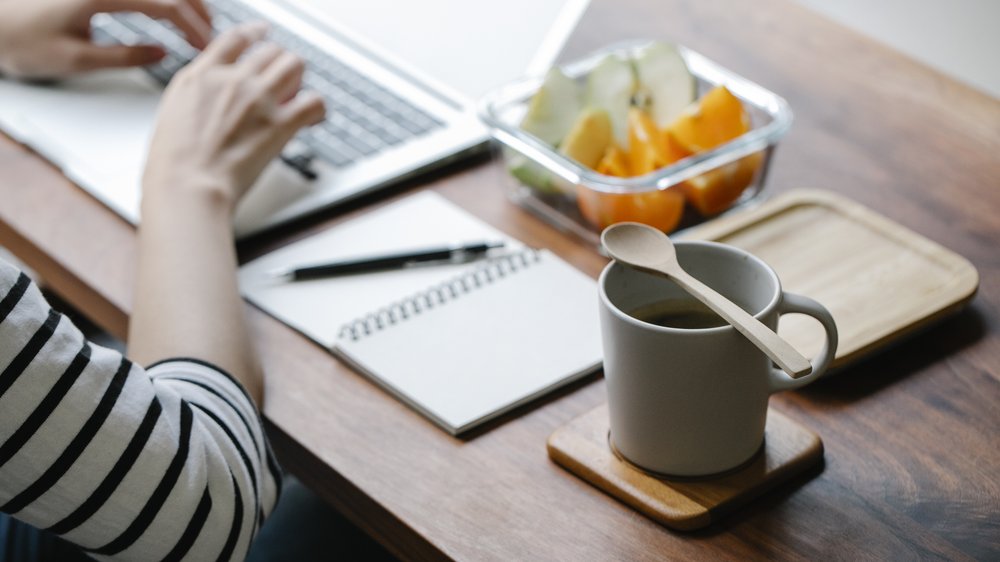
[599,240,783,334]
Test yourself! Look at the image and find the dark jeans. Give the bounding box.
[0,513,90,562]
[1,477,395,562]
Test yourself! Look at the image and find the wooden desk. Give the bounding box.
[2,0,998,559]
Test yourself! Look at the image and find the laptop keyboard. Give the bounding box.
[91,0,444,173]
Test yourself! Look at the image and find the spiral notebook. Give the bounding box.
[239,192,602,435]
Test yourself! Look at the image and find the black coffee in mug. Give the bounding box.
[629,299,727,329]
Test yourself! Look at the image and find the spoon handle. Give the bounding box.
[670,269,813,379]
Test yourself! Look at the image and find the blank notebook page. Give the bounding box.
[333,249,601,434]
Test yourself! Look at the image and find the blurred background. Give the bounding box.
[794,0,999,98]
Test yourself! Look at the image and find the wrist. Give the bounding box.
[142,172,238,218]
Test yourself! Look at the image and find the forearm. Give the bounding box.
[126,24,321,408]
[128,185,264,405]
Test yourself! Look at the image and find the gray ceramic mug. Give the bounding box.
[598,240,838,477]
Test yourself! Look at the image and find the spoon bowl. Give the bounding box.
[601,221,679,270]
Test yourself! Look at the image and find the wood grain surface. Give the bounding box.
[684,188,980,369]
[1,0,998,559]
[547,405,824,531]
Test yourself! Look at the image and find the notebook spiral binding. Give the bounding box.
[338,248,543,342]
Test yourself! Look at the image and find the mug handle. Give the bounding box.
[768,292,839,392]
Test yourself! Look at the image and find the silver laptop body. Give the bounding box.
[0,0,588,237]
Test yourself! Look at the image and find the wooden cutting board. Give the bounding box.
[681,188,979,369]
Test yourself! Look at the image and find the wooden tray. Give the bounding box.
[681,188,979,369]
[547,405,823,531]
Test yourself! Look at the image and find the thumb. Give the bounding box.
[69,42,166,72]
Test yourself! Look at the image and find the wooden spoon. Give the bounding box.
[602,222,812,379]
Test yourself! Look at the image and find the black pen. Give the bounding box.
[271,241,506,281]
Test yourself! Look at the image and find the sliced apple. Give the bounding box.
[519,67,583,147]
[633,41,695,128]
[507,153,554,193]
[559,107,613,170]
[585,54,634,148]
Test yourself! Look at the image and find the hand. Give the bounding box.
[142,23,326,215]
[0,0,212,79]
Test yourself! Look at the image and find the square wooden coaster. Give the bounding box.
[547,404,823,531]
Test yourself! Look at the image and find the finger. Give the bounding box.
[198,22,268,65]
[185,0,213,27]
[258,51,305,104]
[276,91,327,132]
[238,42,283,75]
[92,0,212,49]
[69,42,166,72]
[259,91,325,161]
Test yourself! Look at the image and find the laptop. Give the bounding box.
[0,0,588,237]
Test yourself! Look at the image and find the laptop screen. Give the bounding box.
[285,0,589,102]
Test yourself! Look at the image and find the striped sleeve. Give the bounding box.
[0,260,281,561]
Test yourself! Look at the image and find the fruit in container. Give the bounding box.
[519,67,582,146]
[577,186,685,232]
[580,107,691,232]
[668,85,750,153]
[625,107,691,176]
[559,108,613,170]
[585,54,635,148]
[582,85,763,226]
[508,67,583,195]
[596,145,628,177]
[668,85,762,216]
[633,41,695,128]
[511,41,765,233]
[680,151,764,216]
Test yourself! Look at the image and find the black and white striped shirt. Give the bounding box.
[0,259,281,560]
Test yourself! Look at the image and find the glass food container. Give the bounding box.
[479,40,793,246]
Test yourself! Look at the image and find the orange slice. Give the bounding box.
[668,85,750,153]
[624,108,692,177]
[661,128,694,168]
[577,186,685,232]
[626,108,665,176]
[680,150,764,216]
[596,145,629,177]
